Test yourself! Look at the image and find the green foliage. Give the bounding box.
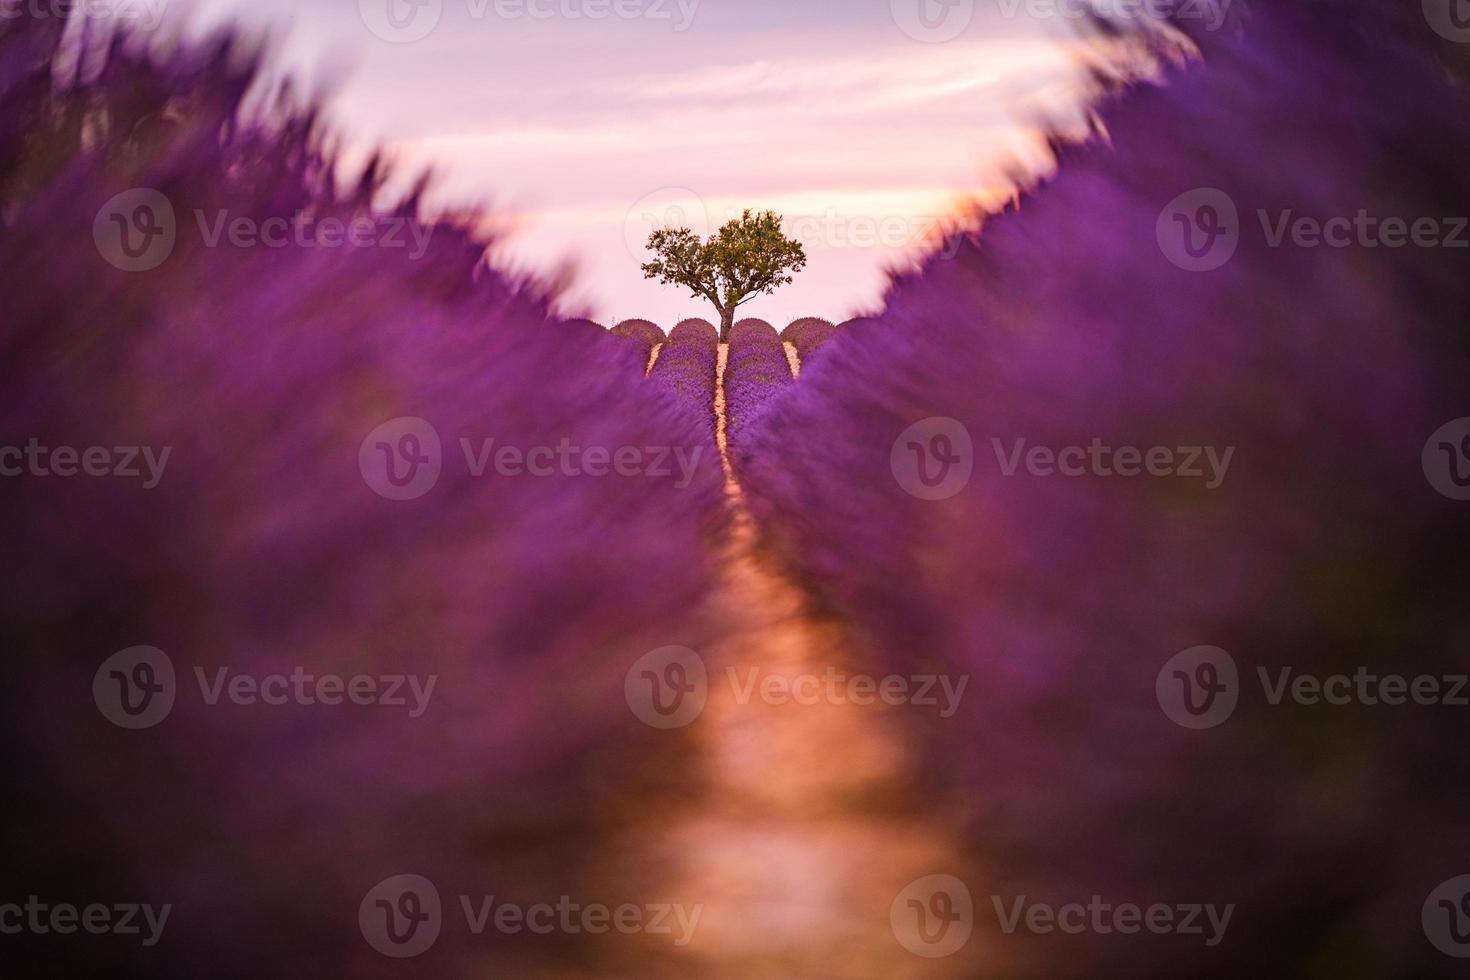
[641,209,807,338]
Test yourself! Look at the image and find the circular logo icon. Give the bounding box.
[359,0,443,43]
[1156,645,1239,729]
[890,874,973,958]
[1423,418,1470,501]
[1425,875,1470,957]
[1424,0,1470,43]
[623,187,711,264]
[360,874,442,958]
[625,646,707,729]
[93,188,176,273]
[360,417,442,501]
[1156,188,1239,272]
[891,417,973,501]
[93,646,176,729]
[890,0,975,42]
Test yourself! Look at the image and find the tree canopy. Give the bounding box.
[641,209,807,341]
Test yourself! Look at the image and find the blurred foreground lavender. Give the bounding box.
[0,12,725,978]
[739,1,1470,976]
[5,0,1470,977]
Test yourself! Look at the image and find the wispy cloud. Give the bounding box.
[183,0,1119,325]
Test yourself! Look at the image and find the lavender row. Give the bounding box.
[780,317,838,359]
[647,318,719,437]
[724,319,793,453]
[0,13,726,978]
[738,3,1470,977]
[609,318,665,351]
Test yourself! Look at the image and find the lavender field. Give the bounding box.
[2,1,1469,977]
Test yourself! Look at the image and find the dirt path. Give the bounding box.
[608,345,982,977]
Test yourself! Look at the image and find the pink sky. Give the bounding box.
[172,0,1114,327]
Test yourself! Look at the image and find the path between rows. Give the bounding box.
[606,344,983,977]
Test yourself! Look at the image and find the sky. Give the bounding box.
[155,0,1113,327]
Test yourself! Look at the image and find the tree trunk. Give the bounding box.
[719,305,736,343]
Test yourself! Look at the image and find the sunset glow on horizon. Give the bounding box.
[175,0,1125,326]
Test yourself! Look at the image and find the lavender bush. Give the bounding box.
[740,2,1470,976]
[724,318,792,453]
[781,317,837,359]
[0,12,725,978]
[610,317,665,350]
[647,318,718,439]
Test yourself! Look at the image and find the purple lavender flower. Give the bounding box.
[725,319,792,454]
[0,12,725,976]
[610,318,665,350]
[781,317,837,358]
[739,3,1470,976]
[647,318,718,439]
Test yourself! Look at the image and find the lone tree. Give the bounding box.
[641,209,807,342]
